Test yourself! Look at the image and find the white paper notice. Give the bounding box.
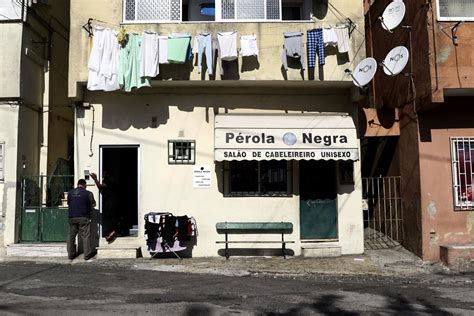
[193,166,211,189]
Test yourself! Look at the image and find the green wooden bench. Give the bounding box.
[216,222,294,259]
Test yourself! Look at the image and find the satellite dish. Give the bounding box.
[351,57,377,88]
[380,0,406,32]
[382,46,409,76]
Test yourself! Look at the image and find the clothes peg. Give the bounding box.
[82,18,93,37]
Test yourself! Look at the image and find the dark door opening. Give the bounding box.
[100,146,138,238]
[299,160,338,239]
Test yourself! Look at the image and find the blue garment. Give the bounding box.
[197,33,213,75]
[307,28,325,67]
[67,187,95,218]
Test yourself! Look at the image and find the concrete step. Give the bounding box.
[440,244,474,268]
[301,243,341,257]
[96,246,141,259]
[6,243,67,257]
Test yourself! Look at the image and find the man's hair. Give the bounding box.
[77,179,87,187]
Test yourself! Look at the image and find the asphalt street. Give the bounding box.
[0,261,472,315]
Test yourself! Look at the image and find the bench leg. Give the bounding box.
[225,233,229,260]
[282,242,286,259]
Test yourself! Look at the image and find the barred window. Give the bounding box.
[168,140,195,164]
[123,0,312,22]
[451,137,474,210]
[0,142,4,182]
[438,0,474,21]
[223,160,292,197]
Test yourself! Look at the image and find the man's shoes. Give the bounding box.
[105,231,117,244]
[84,252,97,261]
[68,253,78,260]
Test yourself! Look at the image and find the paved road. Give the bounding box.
[0,261,472,315]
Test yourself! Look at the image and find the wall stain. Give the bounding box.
[429,230,439,248]
[467,212,474,233]
[436,46,452,65]
[426,193,437,219]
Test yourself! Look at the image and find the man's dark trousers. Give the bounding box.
[68,217,92,259]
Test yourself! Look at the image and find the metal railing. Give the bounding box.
[362,176,403,249]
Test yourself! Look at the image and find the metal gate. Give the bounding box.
[20,175,74,242]
[362,176,403,249]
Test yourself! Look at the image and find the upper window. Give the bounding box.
[223,160,292,197]
[123,0,312,22]
[168,140,195,164]
[451,137,474,210]
[0,142,4,182]
[438,0,474,21]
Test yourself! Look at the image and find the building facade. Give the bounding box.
[68,0,367,258]
[0,0,71,251]
[365,0,474,265]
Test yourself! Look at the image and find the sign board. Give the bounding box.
[215,115,359,161]
[193,166,212,188]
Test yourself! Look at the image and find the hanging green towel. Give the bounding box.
[167,35,191,64]
[119,33,150,92]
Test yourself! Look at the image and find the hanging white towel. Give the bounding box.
[158,35,169,64]
[217,31,238,61]
[335,26,350,53]
[140,31,160,78]
[240,35,258,57]
[87,26,120,91]
[322,27,338,47]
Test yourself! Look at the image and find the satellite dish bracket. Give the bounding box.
[378,16,394,33]
[379,61,394,76]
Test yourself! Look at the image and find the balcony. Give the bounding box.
[68,0,365,98]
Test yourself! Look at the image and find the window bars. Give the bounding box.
[451,137,474,210]
[168,140,195,165]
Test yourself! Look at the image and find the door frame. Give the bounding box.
[99,144,141,238]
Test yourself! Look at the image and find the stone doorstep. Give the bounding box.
[439,244,474,267]
[6,243,67,257]
[96,246,141,259]
[301,244,342,258]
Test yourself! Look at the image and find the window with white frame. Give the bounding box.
[123,0,312,22]
[438,0,474,21]
[0,142,4,182]
[451,137,474,209]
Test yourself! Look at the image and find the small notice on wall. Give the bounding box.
[193,165,212,189]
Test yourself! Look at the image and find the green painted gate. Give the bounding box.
[299,161,338,239]
[20,176,73,242]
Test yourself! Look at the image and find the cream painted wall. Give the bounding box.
[0,24,22,98]
[75,90,363,257]
[0,103,19,245]
[68,0,366,98]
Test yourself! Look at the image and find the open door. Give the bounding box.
[299,160,338,240]
[100,146,139,238]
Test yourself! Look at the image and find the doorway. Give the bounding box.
[299,160,338,240]
[100,146,139,238]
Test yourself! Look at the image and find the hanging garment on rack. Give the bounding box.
[335,26,350,53]
[87,26,120,91]
[119,33,151,92]
[217,31,238,75]
[307,28,325,67]
[322,27,338,47]
[168,33,192,64]
[281,32,305,71]
[240,35,258,57]
[140,31,160,78]
[158,36,169,64]
[196,33,214,75]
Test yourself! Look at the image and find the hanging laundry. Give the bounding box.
[118,33,150,92]
[140,31,160,78]
[323,27,338,47]
[158,35,169,64]
[281,32,305,71]
[240,35,258,57]
[87,26,120,91]
[335,26,350,53]
[217,31,238,75]
[307,28,325,67]
[196,33,214,75]
[168,33,192,64]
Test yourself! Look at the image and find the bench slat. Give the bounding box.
[216,222,293,231]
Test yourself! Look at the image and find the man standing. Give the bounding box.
[67,179,96,260]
